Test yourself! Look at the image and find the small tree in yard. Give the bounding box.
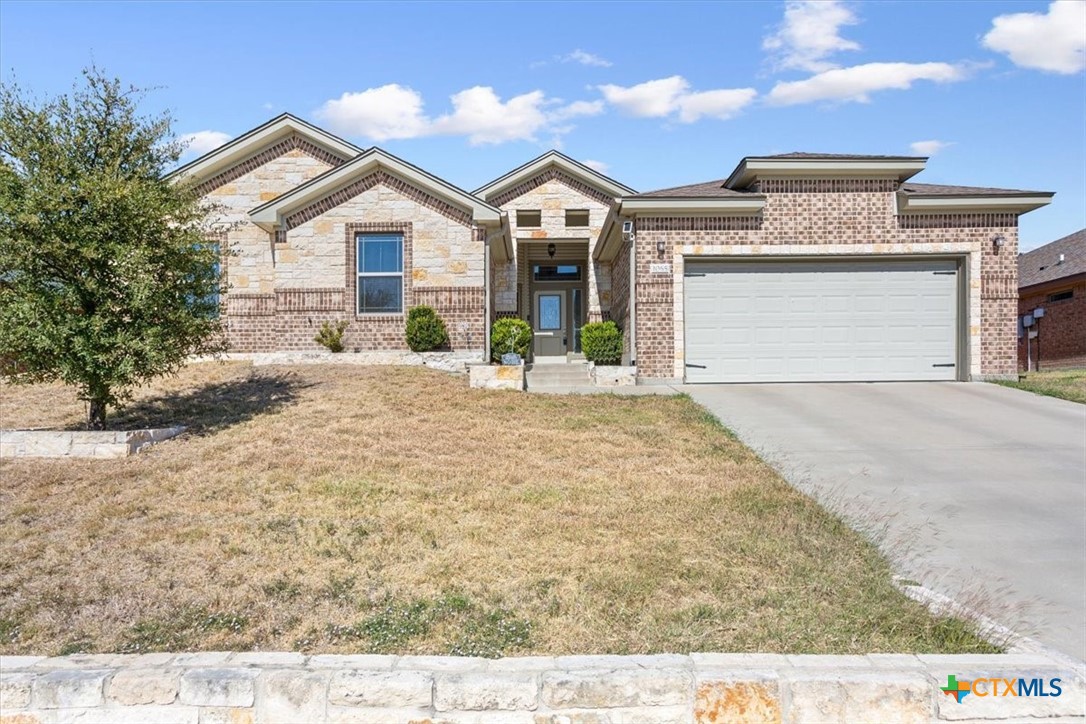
[0,68,225,429]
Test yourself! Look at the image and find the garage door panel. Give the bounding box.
[683,259,959,383]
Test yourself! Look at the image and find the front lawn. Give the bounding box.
[994,368,1086,404]
[0,363,996,656]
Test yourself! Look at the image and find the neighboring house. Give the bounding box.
[1017,229,1086,371]
[172,114,1054,383]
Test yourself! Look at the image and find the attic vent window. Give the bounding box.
[565,209,590,227]
[1047,289,1074,302]
[517,210,542,228]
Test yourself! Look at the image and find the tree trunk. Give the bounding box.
[88,399,107,430]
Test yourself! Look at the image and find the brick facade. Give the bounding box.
[1018,277,1086,370]
[206,149,486,354]
[632,186,1019,380]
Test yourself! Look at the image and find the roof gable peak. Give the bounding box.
[474,150,635,202]
[169,113,364,185]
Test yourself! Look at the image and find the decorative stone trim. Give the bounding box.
[194,134,347,196]
[0,427,185,459]
[637,216,763,231]
[488,168,617,208]
[898,213,1019,229]
[286,171,472,230]
[494,310,519,320]
[756,178,900,193]
[1,651,1080,722]
[345,222,414,319]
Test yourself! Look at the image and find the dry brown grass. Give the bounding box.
[0,363,996,656]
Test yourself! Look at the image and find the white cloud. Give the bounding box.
[598,76,757,122]
[767,62,968,105]
[179,130,231,158]
[314,85,603,146]
[982,0,1086,74]
[548,99,605,122]
[430,87,549,145]
[581,159,610,174]
[677,88,760,122]
[599,76,690,117]
[314,84,429,141]
[763,0,860,72]
[910,139,953,156]
[563,49,613,68]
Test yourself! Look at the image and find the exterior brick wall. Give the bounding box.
[1018,277,1086,370]
[632,185,1019,380]
[611,239,632,362]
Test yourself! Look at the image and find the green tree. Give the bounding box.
[0,68,226,429]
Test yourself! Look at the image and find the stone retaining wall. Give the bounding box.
[213,351,483,374]
[1,651,1081,723]
[0,427,185,459]
[468,363,525,390]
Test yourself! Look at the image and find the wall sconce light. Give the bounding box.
[547,243,556,258]
[992,234,1006,248]
[656,239,666,256]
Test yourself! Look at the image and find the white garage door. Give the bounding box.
[683,259,960,383]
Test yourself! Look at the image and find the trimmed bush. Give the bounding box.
[581,321,623,365]
[405,305,449,352]
[490,318,532,362]
[314,320,349,353]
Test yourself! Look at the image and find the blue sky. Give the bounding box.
[1,0,1083,250]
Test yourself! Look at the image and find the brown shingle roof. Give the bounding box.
[627,179,755,199]
[1018,229,1086,289]
[901,182,1048,197]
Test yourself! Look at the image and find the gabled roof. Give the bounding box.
[725,153,927,189]
[168,113,363,183]
[1019,229,1086,289]
[473,150,635,202]
[249,146,503,231]
[626,179,755,199]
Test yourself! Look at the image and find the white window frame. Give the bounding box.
[356,232,404,315]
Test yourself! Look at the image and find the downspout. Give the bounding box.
[483,236,491,363]
[628,222,637,368]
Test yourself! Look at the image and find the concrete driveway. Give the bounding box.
[683,382,1086,661]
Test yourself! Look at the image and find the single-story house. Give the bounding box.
[1017,229,1085,371]
[172,113,1054,383]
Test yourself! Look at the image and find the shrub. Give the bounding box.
[314,320,349,353]
[581,321,623,365]
[490,318,532,362]
[405,305,449,352]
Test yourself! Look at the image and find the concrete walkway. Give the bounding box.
[683,381,1086,661]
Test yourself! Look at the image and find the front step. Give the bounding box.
[525,363,592,390]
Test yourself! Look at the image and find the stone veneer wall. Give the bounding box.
[632,184,1019,380]
[492,173,615,322]
[215,167,486,354]
[1,651,1081,723]
[1018,278,1086,370]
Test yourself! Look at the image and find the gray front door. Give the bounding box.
[533,290,566,361]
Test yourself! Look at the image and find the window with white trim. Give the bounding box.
[356,233,403,314]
